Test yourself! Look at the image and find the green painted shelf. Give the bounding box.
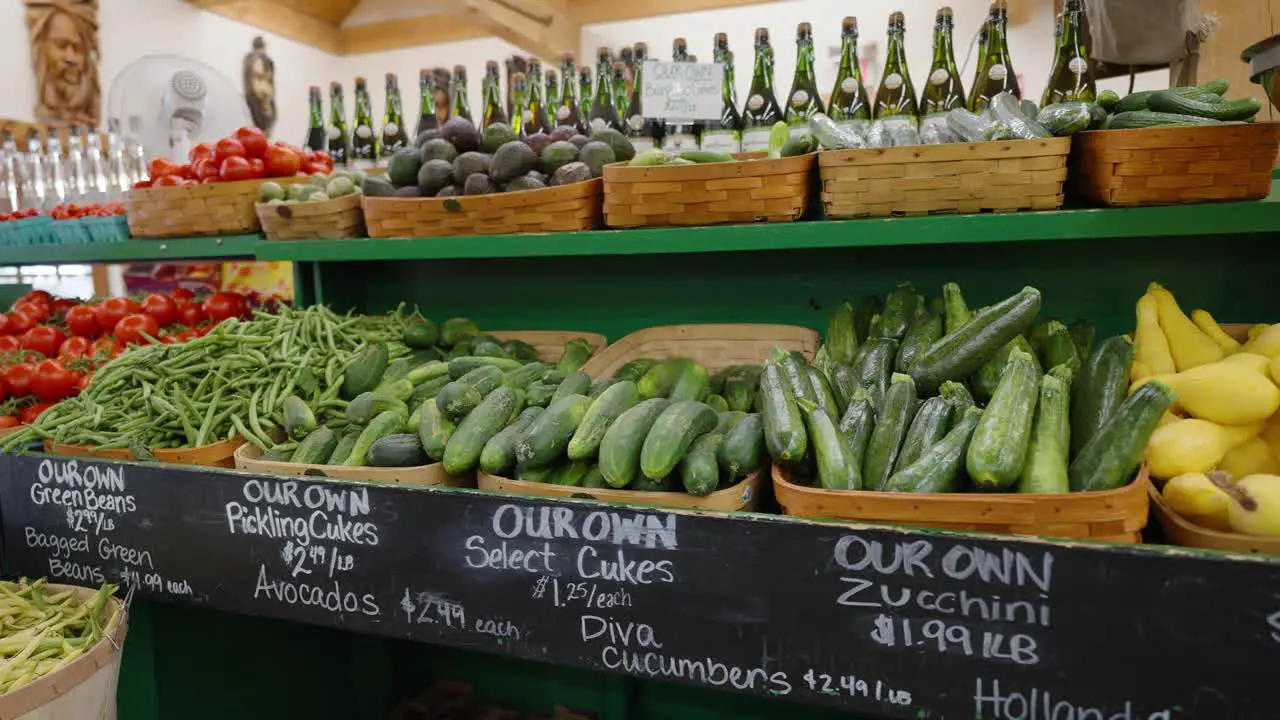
[0,234,262,266]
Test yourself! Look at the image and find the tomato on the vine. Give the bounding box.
[113,314,160,345]
[214,138,246,166]
[248,157,267,178]
[176,302,206,326]
[141,293,179,326]
[76,374,93,393]
[58,335,93,360]
[0,335,20,354]
[20,325,65,358]
[13,301,49,323]
[20,401,55,425]
[153,174,187,187]
[30,359,76,401]
[190,143,215,164]
[90,337,123,360]
[219,156,255,182]
[3,362,36,397]
[94,297,140,334]
[203,291,248,322]
[0,314,11,336]
[0,415,19,429]
[265,145,302,177]
[52,298,78,316]
[233,127,268,159]
[6,311,36,335]
[170,288,196,303]
[65,304,101,337]
[148,158,182,179]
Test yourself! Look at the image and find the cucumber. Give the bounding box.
[377,358,414,388]
[1018,365,1073,494]
[1039,320,1081,372]
[1036,102,1093,136]
[1070,335,1133,459]
[862,374,917,491]
[941,282,971,335]
[448,355,523,378]
[435,383,483,421]
[479,407,544,475]
[940,381,975,426]
[599,398,672,488]
[704,393,729,412]
[1107,111,1221,129]
[378,378,415,402]
[759,359,807,464]
[443,386,523,474]
[723,365,761,412]
[807,365,840,418]
[1096,89,1120,112]
[946,108,992,142]
[502,339,541,363]
[780,134,817,157]
[582,466,609,488]
[417,400,456,461]
[516,394,592,469]
[282,396,317,441]
[718,413,765,479]
[541,370,566,385]
[551,371,592,405]
[966,348,1040,490]
[837,388,875,476]
[556,339,593,374]
[669,362,711,402]
[630,474,676,492]
[714,410,747,435]
[1147,91,1260,121]
[291,426,337,465]
[263,445,296,462]
[809,112,866,150]
[681,432,724,496]
[1069,381,1175,492]
[471,340,508,358]
[973,335,1042,401]
[552,458,593,486]
[403,321,439,348]
[990,92,1051,139]
[638,359,688,399]
[853,338,898,408]
[895,311,943,374]
[516,461,560,483]
[773,348,816,405]
[829,363,858,412]
[879,284,919,340]
[525,382,556,407]
[403,360,449,386]
[680,150,734,163]
[567,380,640,460]
[345,410,408,466]
[342,342,389,399]
[326,432,360,465]
[503,361,547,389]
[802,401,860,491]
[1068,320,1095,363]
[896,395,953,471]
[884,406,983,493]
[347,391,410,426]
[408,375,451,408]
[440,317,479,346]
[587,379,616,398]
[368,434,429,467]
[640,401,719,480]
[613,358,657,382]
[909,286,1042,394]
[826,302,859,365]
[459,365,505,394]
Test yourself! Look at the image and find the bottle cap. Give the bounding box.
[842,17,858,34]
[453,65,466,74]
[889,11,905,26]
[355,76,367,85]
[563,51,576,61]
[797,22,812,37]
[755,27,769,42]
[715,32,727,45]
[597,46,611,58]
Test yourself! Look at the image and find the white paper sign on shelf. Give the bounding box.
[642,61,723,121]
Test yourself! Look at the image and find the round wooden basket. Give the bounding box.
[234,443,475,487]
[580,323,821,378]
[819,137,1071,218]
[477,468,766,512]
[43,436,246,468]
[1148,483,1280,555]
[255,193,365,240]
[601,155,814,228]
[1070,122,1280,206]
[486,330,608,362]
[362,179,602,238]
[771,463,1151,543]
[127,178,287,238]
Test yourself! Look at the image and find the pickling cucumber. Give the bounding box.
[640,401,718,480]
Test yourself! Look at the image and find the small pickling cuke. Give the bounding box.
[639,401,718,480]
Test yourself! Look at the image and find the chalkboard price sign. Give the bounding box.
[2,453,1278,718]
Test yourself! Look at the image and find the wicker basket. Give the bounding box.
[477,468,765,511]
[234,444,474,487]
[127,178,299,238]
[43,436,246,468]
[772,463,1151,543]
[1148,483,1280,554]
[580,323,821,378]
[1071,122,1280,206]
[601,155,814,228]
[486,330,607,362]
[256,193,365,240]
[362,179,602,238]
[819,138,1071,218]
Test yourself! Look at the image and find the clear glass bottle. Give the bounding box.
[350,77,378,169]
[920,7,966,135]
[699,34,743,154]
[327,81,350,168]
[1042,0,1095,105]
[450,65,473,121]
[526,58,552,135]
[482,61,508,128]
[305,86,326,152]
[622,43,660,152]
[416,70,439,136]
[84,126,108,202]
[741,28,784,152]
[554,52,587,132]
[380,73,410,158]
[510,71,530,137]
[105,119,130,200]
[828,17,872,136]
[785,23,825,137]
[873,12,919,130]
[968,0,1020,111]
[588,46,624,133]
[126,116,147,184]
[2,130,22,211]
[43,132,66,206]
[661,38,697,152]
[23,129,47,209]
[66,124,88,200]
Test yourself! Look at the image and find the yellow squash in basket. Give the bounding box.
[1134,293,1176,376]
[1244,324,1280,357]
[1162,472,1232,531]
[1134,360,1280,426]
[1191,309,1243,355]
[1145,418,1261,480]
[1224,474,1280,536]
[1218,437,1280,479]
[1149,283,1223,371]
[1220,353,1272,375]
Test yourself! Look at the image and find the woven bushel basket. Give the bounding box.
[1070,122,1280,206]
[362,179,601,238]
[127,177,295,238]
[256,193,365,240]
[819,137,1071,218]
[602,154,813,228]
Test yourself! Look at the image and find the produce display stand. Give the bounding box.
[2,181,1280,720]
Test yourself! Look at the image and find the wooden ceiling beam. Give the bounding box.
[462,0,579,60]
[340,14,490,55]
[186,0,345,53]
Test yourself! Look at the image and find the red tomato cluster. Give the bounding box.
[47,201,126,221]
[133,127,335,188]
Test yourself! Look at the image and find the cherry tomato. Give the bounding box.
[190,142,215,164]
[0,415,19,429]
[203,292,249,323]
[214,137,247,165]
[64,304,101,337]
[233,127,268,159]
[170,288,196,303]
[141,293,179,326]
[113,314,160,345]
[58,335,93,360]
[0,335,19,354]
[3,362,36,397]
[154,174,187,187]
[264,145,302,177]
[219,156,255,182]
[90,337,123,360]
[20,401,55,425]
[147,158,182,178]
[20,326,65,358]
[248,157,267,178]
[6,311,36,336]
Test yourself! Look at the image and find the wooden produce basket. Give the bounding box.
[1071,122,1280,206]
[127,177,301,238]
[362,179,602,238]
[256,193,364,240]
[771,463,1151,543]
[0,584,127,720]
[486,330,607,362]
[477,468,766,511]
[819,138,1071,218]
[601,155,814,228]
[1148,484,1280,555]
[43,436,246,468]
[580,323,821,378]
[234,444,474,487]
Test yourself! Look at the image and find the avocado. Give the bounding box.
[578,141,617,178]
[436,185,459,197]
[551,161,591,186]
[413,129,441,147]
[452,151,492,183]
[417,159,455,195]
[386,148,423,188]
[590,127,636,162]
[524,132,553,158]
[361,175,396,197]
[421,138,458,164]
[440,117,480,152]
[538,141,579,175]
[464,174,497,195]
[393,185,421,197]
[504,175,547,192]
[481,123,519,153]
[490,141,538,183]
[525,170,547,184]
[549,126,576,142]
[568,134,589,150]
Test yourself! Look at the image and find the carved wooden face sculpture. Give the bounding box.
[244,36,276,135]
[26,0,100,126]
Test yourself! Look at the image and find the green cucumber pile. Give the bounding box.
[773,283,1176,494]
[1104,80,1263,129]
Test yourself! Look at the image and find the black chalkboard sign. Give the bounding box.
[2,453,1278,718]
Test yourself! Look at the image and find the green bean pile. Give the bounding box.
[0,579,118,694]
[0,305,420,453]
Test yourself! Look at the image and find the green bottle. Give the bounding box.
[661,38,697,152]
[613,47,632,117]
[589,47,624,133]
[828,18,871,136]
[580,67,595,126]
[1042,0,1095,105]
[415,70,438,136]
[545,69,560,116]
[380,73,409,159]
[699,33,742,153]
[554,52,586,133]
[785,22,825,137]
[305,86,325,152]
[968,0,1020,111]
[920,7,966,136]
[510,71,529,138]
[481,61,508,129]
[350,76,378,169]
[873,12,919,129]
[623,43,660,152]
[741,27,784,152]
[327,81,349,168]
[450,64,473,121]
[526,58,552,135]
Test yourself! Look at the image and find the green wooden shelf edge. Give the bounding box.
[0,234,262,266]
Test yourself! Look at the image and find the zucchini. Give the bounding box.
[990,92,1051,139]
[880,284,919,340]
[291,426,337,465]
[802,401,860,491]
[1070,335,1133,459]
[1036,102,1092,136]
[829,363,858,412]
[369,434,428,467]
[895,311,942,374]
[638,359,688,399]
[282,395,317,441]
[973,335,1042,401]
[525,382,557,408]
[567,380,640,460]
[479,406,544,475]
[1067,320,1095,363]
[837,388,875,476]
[723,365,761,412]
[347,391,409,426]
[774,348,816,405]
[1147,91,1260,121]
[681,432,724,496]
[910,286,1042,394]
[669,362,711,402]
[1106,111,1221,129]
[966,348,1040,490]
[718,413,765,479]
[1018,365,1073,494]
[515,394,592,469]
[613,358,657,382]
[345,410,408,466]
[940,380,975,426]
[599,398,672,488]
[417,400,456,461]
[884,406,982,493]
[443,386,524,474]
[326,432,360,465]
[1039,320,1081,372]
[853,295,883,341]
[1069,381,1175,492]
[502,339,541,363]
[640,401,719,480]
[759,359,807,464]
[826,302,859,365]
[704,393,729,412]
[448,355,523,378]
[503,361,547,389]
[862,373,917,491]
[550,371,592,405]
[342,342,389,399]
[556,339,594,374]
[896,395,953,471]
[853,338,898,408]
[941,282,971,335]
[807,365,840,418]
[812,346,834,381]
[403,321,439,348]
